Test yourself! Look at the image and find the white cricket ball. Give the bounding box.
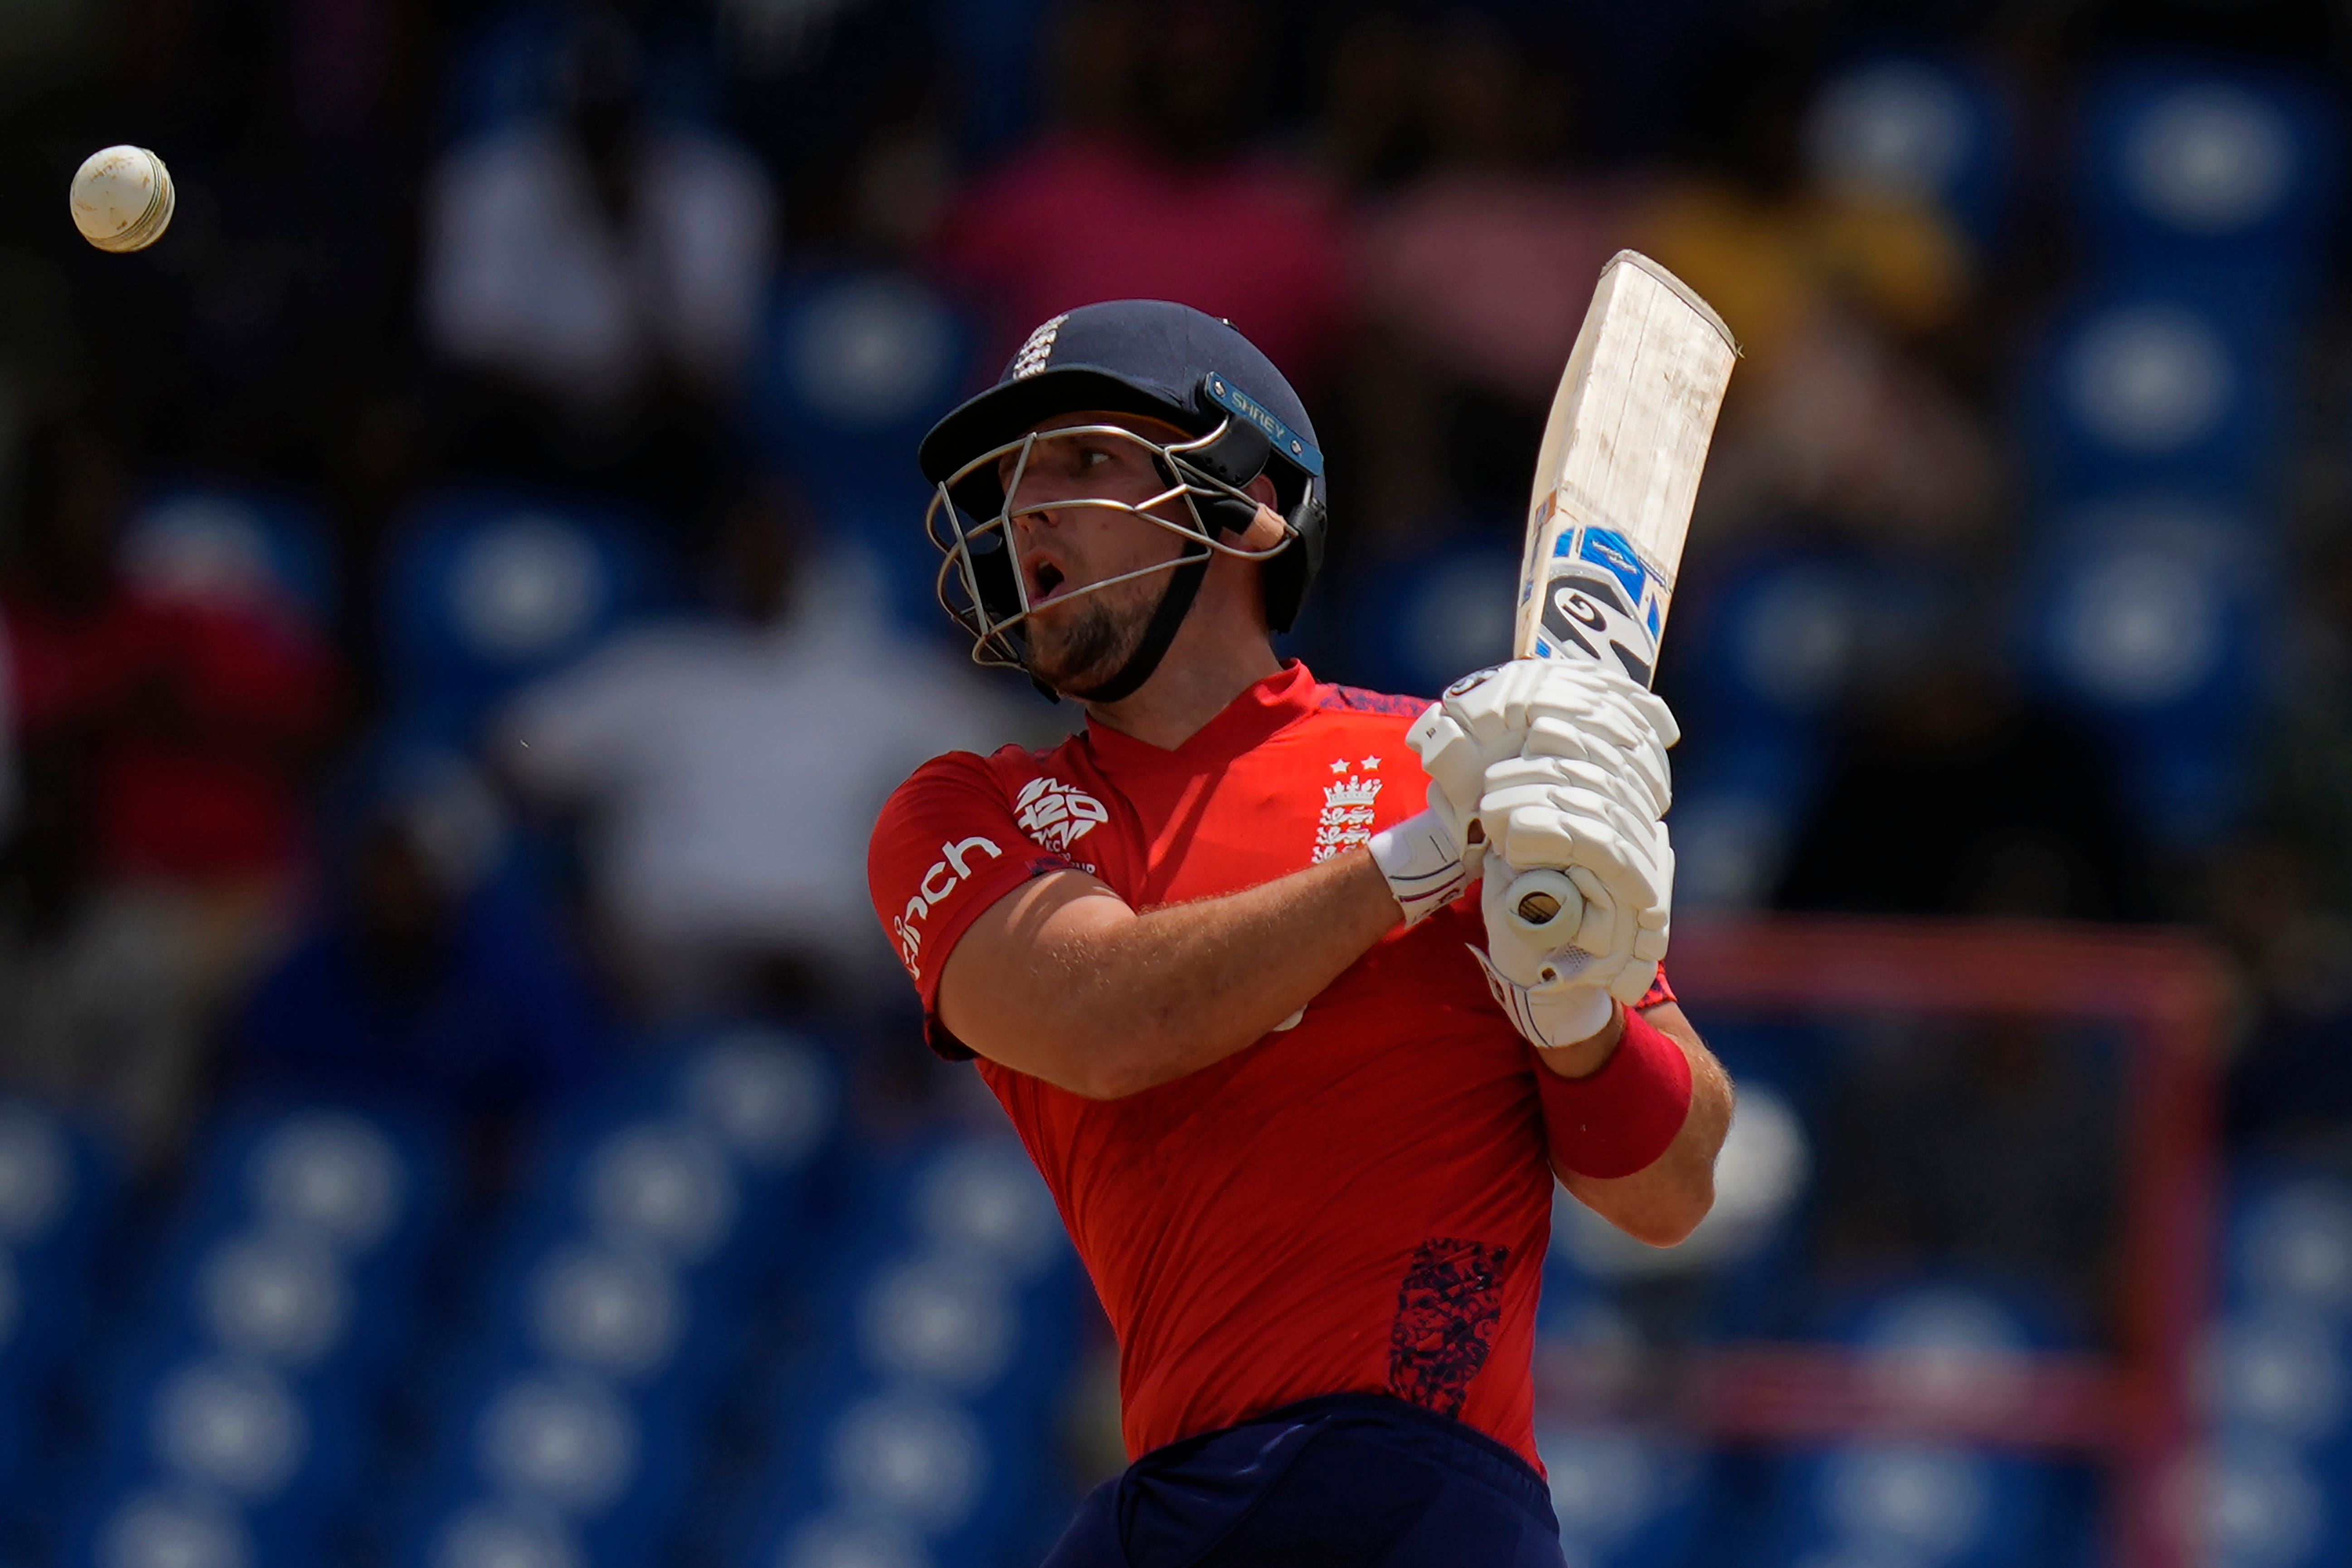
[70,145,175,253]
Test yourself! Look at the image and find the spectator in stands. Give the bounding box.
[932,0,1349,386]
[500,487,1016,1019]
[1343,17,1627,542]
[1815,1014,2120,1310]
[1774,650,2151,923]
[1635,53,1993,555]
[238,748,606,1129]
[0,418,335,1161]
[421,5,777,511]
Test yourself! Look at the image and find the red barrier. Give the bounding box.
[1536,917,2229,1568]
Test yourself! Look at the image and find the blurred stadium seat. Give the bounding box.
[2226,1171,2352,1320]
[1668,551,1885,909]
[749,271,978,635]
[1804,53,2014,246]
[65,1103,451,1568]
[2017,497,2274,847]
[0,1103,119,1512]
[2199,1168,2352,1568]
[383,491,672,737]
[1759,1281,2074,1568]
[123,489,335,628]
[1336,534,1518,702]
[733,1132,1081,1568]
[1535,1420,1711,1568]
[394,1031,840,1568]
[2019,290,2292,507]
[2075,61,2340,297]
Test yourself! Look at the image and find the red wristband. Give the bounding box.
[1534,1005,1693,1179]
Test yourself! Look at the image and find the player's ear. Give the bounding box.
[1247,473,1279,509]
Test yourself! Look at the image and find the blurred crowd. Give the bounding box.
[2,0,2352,1560]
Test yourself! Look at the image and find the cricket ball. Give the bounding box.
[70,145,175,253]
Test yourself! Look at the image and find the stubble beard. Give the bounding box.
[1027,577,1157,695]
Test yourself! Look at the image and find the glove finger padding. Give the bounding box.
[1481,787,1672,919]
[1483,862,1628,990]
[1519,713,1672,819]
[1483,754,1664,837]
[1406,707,1497,838]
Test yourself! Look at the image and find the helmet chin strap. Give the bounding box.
[1055,539,1213,704]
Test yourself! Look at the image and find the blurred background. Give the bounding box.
[0,0,2344,1565]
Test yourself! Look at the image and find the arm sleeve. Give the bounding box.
[868,752,1075,1059]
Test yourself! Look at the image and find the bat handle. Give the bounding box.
[1501,867,1585,943]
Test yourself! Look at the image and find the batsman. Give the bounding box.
[867,300,1734,1565]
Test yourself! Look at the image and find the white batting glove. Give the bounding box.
[1480,817,1668,992]
[1368,806,1474,927]
[1468,943,1619,1050]
[1408,659,1676,858]
[1480,769,1675,937]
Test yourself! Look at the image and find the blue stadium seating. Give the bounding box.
[0,1104,119,1516]
[383,490,672,738]
[2018,288,2293,508]
[63,1103,452,1568]
[441,0,723,140]
[748,269,979,636]
[1335,535,1517,701]
[2225,1170,2352,1323]
[732,1133,1082,1568]
[1758,1280,2077,1568]
[2016,496,2275,848]
[2075,61,2339,299]
[2200,1169,2352,1567]
[394,1035,843,1568]
[70,1350,371,1567]
[399,1365,698,1568]
[1667,549,1892,909]
[123,487,335,627]
[1536,1421,1711,1568]
[1804,53,2014,246]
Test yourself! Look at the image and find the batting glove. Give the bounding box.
[1368,805,1475,927]
[1408,658,1677,836]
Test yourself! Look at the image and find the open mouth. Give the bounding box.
[1025,553,1068,604]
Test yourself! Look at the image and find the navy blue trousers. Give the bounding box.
[1039,1394,1567,1568]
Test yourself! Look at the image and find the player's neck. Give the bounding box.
[1082,618,1283,752]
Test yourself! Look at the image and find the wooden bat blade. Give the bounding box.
[1514,250,1739,685]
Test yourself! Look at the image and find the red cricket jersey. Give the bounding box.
[865,662,1674,1471]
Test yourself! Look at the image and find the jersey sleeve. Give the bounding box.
[868,752,1076,1059]
[1637,966,1676,1010]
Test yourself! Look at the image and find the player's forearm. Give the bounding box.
[937,850,1401,1099]
[1550,1006,1733,1247]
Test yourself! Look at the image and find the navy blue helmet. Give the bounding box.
[918,301,1328,700]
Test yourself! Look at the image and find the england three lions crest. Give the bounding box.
[1312,764,1383,863]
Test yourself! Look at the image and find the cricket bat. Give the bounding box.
[1502,250,1738,933]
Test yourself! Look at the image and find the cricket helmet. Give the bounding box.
[917,300,1328,701]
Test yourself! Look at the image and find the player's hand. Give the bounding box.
[1408,658,1677,835]
[1468,942,1621,1051]
[1479,767,1673,928]
[1367,807,1474,927]
[1478,825,1669,1000]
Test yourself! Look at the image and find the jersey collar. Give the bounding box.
[1084,660,1322,773]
